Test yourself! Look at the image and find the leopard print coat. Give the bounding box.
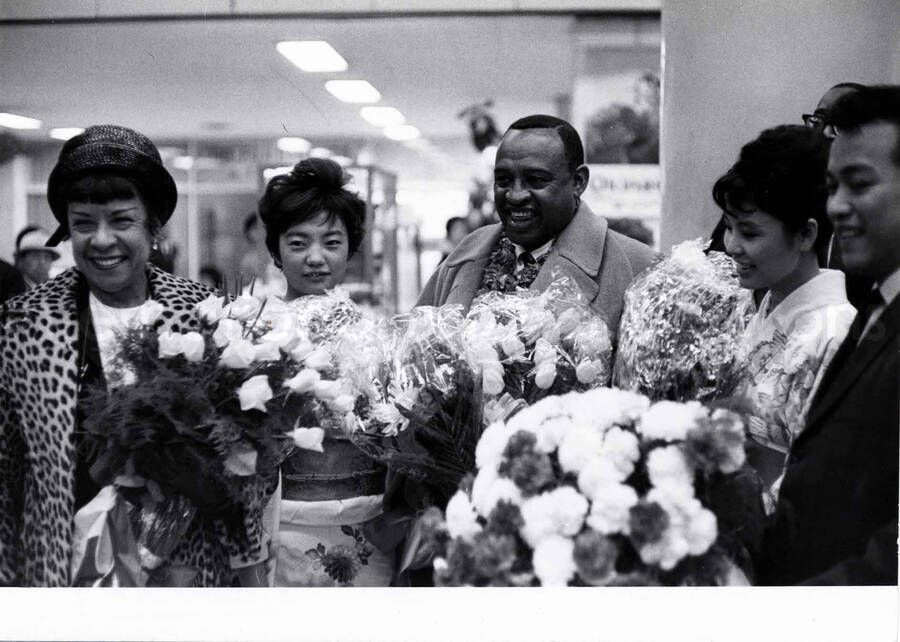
[0,265,266,586]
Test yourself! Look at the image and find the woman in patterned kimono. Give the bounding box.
[714,125,855,512]
[257,158,392,586]
[0,125,268,586]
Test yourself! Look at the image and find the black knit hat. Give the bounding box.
[46,124,177,246]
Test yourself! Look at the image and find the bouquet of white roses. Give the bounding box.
[462,274,613,418]
[421,387,758,586]
[613,240,754,402]
[79,291,355,580]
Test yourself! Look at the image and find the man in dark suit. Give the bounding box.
[759,85,900,585]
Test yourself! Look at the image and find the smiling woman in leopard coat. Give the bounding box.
[0,125,269,587]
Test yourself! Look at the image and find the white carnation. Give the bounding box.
[600,427,640,478]
[445,491,481,540]
[547,486,589,537]
[520,487,588,547]
[585,482,638,535]
[646,445,694,490]
[531,535,576,587]
[533,416,570,454]
[577,459,628,499]
[519,493,558,547]
[685,507,718,556]
[471,466,522,516]
[556,423,605,474]
[506,395,564,434]
[475,421,517,471]
[638,400,706,441]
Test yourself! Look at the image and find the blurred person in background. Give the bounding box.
[441,216,470,262]
[14,225,59,290]
[198,265,223,290]
[0,259,26,304]
[606,217,654,247]
[803,82,870,310]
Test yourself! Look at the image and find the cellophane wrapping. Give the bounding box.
[612,240,754,402]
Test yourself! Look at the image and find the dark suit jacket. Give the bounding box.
[759,295,900,585]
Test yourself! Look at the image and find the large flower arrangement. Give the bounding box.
[79,292,353,579]
[421,387,757,586]
[613,240,754,402]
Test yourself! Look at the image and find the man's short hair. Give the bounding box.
[830,84,900,166]
[505,115,585,173]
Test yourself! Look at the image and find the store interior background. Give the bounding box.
[1,0,898,313]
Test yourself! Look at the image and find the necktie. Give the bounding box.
[516,251,542,289]
[856,286,885,342]
[816,286,885,396]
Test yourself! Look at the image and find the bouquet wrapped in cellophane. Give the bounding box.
[613,240,754,402]
[337,304,485,503]
[419,387,764,586]
[463,273,613,421]
[76,291,356,585]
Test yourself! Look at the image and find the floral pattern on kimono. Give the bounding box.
[733,270,855,455]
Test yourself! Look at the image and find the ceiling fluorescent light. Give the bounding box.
[277,137,312,154]
[276,41,348,73]
[383,125,420,141]
[0,112,42,129]
[49,127,84,141]
[360,106,405,128]
[325,80,381,104]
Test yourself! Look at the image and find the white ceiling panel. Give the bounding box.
[1,15,576,141]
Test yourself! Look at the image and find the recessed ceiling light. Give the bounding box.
[310,147,332,158]
[276,41,348,73]
[360,106,405,128]
[49,127,84,141]
[0,112,42,129]
[383,125,420,141]
[277,137,312,154]
[325,80,381,104]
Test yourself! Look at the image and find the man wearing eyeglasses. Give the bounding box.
[802,82,866,139]
[804,82,871,310]
[760,84,900,586]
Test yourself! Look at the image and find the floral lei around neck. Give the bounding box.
[478,234,549,294]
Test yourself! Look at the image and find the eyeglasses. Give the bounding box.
[802,113,837,139]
